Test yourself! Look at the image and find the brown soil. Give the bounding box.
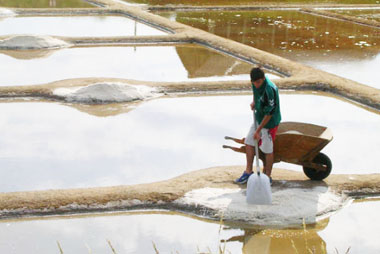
[0,166,379,218]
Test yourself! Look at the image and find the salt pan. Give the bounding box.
[175,186,348,226]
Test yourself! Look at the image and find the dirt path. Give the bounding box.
[0,166,379,219]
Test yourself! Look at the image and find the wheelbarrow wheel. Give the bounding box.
[303,152,332,180]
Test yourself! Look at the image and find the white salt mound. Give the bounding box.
[0,8,15,17]
[54,83,158,103]
[0,35,69,50]
[175,186,347,226]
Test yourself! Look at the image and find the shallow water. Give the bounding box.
[159,10,380,89]
[0,199,379,253]
[331,9,380,22]
[0,15,167,37]
[0,44,254,86]
[120,0,380,6]
[0,93,378,192]
[0,0,94,8]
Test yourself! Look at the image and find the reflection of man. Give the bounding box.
[235,67,281,185]
[223,222,327,254]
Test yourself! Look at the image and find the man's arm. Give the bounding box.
[253,87,276,140]
[250,101,255,110]
[254,114,272,140]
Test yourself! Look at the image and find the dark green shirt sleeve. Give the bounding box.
[262,88,276,116]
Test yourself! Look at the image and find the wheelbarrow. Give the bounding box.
[223,122,333,180]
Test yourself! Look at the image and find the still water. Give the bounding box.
[0,198,379,253]
[120,0,380,6]
[0,44,254,86]
[331,9,380,22]
[0,15,167,37]
[159,10,380,89]
[0,0,94,8]
[0,93,378,193]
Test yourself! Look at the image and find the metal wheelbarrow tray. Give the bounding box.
[223,122,333,180]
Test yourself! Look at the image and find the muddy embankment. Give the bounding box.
[0,166,379,223]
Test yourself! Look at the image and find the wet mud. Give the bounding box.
[331,9,380,23]
[115,0,380,7]
[301,8,380,28]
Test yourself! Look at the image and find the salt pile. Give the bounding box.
[175,186,348,226]
[0,35,69,50]
[53,83,159,103]
[0,8,15,17]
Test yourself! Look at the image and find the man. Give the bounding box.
[235,67,281,185]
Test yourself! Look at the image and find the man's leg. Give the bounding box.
[245,144,255,174]
[235,124,256,184]
[264,152,274,177]
[235,144,256,184]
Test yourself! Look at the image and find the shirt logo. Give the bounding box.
[269,99,274,107]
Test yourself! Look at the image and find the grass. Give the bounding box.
[290,219,351,254]
[54,216,351,254]
[56,239,119,254]
[57,241,64,254]
[107,239,117,254]
[152,241,160,254]
[151,215,230,254]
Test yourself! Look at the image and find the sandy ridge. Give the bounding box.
[0,76,379,111]
[0,166,379,220]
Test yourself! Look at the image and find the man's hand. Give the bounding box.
[253,130,261,140]
[250,101,255,110]
[254,115,272,141]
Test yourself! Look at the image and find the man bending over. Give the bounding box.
[235,67,282,185]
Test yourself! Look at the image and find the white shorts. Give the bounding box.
[244,122,274,154]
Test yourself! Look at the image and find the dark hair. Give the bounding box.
[250,67,265,82]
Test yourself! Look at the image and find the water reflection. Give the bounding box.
[318,198,380,254]
[0,93,378,192]
[159,10,380,88]
[0,45,253,86]
[0,212,244,254]
[0,49,57,60]
[0,199,379,253]
[0,16,167,37]
[228,223,328,253]
[120,0,380,6]
[0,0,93,8]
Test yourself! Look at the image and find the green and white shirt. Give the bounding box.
[252,77,282,129]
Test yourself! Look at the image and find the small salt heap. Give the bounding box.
[0,35,70,50]
[0,8,15,17]
[53,83,159,103]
